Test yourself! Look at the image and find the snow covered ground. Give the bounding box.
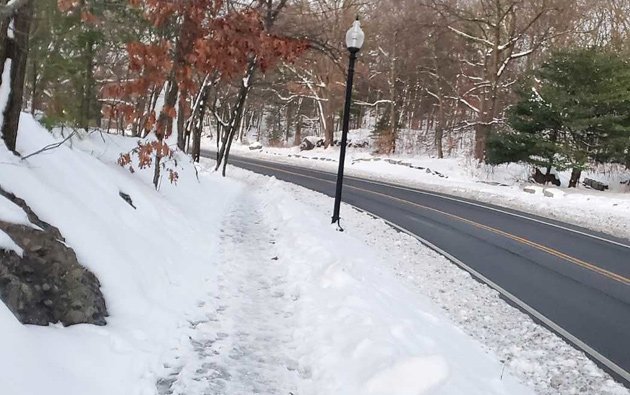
[212,137,630,240]
[228,169,627,395]
[0,116,242,394]
[0,117,627,394]
[155,164,533,395]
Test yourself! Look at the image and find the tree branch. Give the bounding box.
[21,130,78,160]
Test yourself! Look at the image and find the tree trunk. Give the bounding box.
[29,52,36,114]
[435,127,444,159]
[388,103,397,154]
[152,77,179,189]
[545,130,558,175]
[284,102,293,144]
[215,60,255,174]
[569,168,582,188]
[387,39,398,154]
[474,121,491,161]
[152,155,161,188]
[320,87,334,146]
[80,35,96,131]
[293,99,303,146]
[191,86,209,162]
[324,108,334,147]
[191,124,202,162]
[1,0,32,153]
[257,108,264,141]
[131,92,148,137]
[176,94,186,151]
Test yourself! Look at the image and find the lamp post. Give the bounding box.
[332,17,365,229]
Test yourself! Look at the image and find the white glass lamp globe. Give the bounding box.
[346,19,365,51]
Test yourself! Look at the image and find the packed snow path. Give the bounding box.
[157,195,302,394]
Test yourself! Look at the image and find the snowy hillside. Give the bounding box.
[0,115,242,394]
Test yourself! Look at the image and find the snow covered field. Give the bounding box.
[215,137,630,240]
[0,117,627,394]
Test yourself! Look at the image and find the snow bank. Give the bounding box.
[231,169,628,395]
[231,170,532,395]
[0,114,241,394]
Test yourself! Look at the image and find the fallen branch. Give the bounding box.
[21,130,78,160]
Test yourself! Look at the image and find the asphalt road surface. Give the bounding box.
[203,150,630,386]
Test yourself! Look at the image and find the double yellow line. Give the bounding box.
[385,193,630,285]
[235,159,630,286]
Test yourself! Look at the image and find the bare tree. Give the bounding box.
[0,0,33,153]
[432,0,568,160]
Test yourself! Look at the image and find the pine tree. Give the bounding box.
[489,49,630,187]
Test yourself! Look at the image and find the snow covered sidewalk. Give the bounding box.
[157,195,300,394]
[155,170,534,395]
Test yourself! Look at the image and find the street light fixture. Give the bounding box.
[332,17,364,229]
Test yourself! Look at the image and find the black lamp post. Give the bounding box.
[332,17,365,229]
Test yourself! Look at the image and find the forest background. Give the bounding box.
[1,0,629,187]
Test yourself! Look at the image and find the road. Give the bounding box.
[203,150,630,386]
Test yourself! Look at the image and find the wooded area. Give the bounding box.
[1,0,629,187]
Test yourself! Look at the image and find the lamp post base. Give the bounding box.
[331,217,344,232]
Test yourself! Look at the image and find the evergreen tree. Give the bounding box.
[489,49,630,187]
[26,0,146,129]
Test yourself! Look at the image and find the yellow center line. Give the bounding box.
[233,159,630,286]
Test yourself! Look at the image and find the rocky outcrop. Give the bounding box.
[0,187,108,326]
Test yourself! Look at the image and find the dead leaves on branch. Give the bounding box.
[106,1,309,132]
[104,0,308,184]
[117,140,179,184]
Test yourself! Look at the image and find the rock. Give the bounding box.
[582,178,608,191]
[299,136,323,151]
[543,188,565,198]
[30,243,44,253]
[523,186,538,194]
[119,191,136,209]
[299,139,314,151]
[0,186,108,327]
[531,167,561,186]
[248,141,263,150]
